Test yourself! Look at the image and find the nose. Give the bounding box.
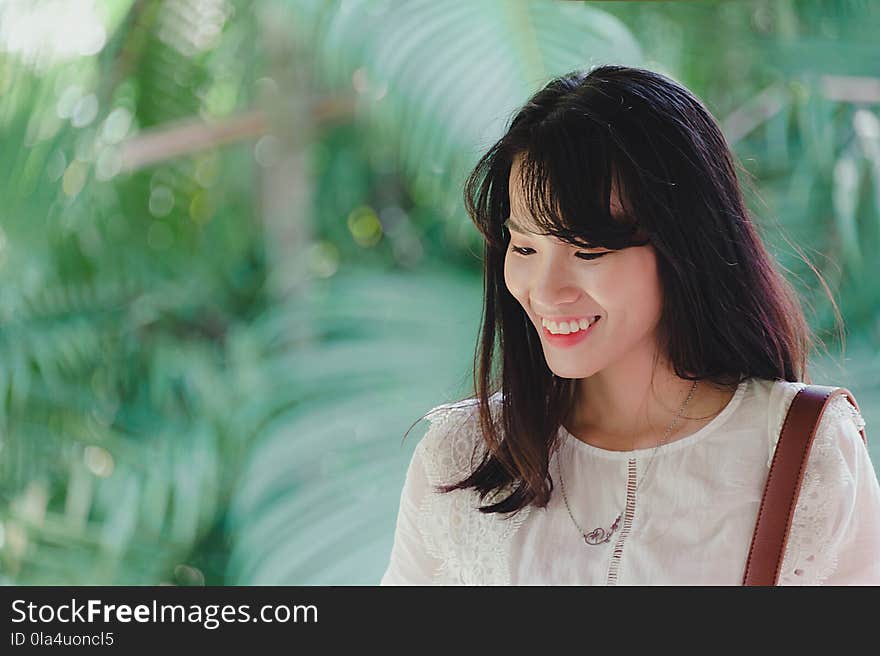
[530,260,584,311]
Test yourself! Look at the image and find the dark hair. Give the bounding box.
[417,64,837,517]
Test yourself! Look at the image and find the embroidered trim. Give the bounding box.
[771,389,866,585]
[414,399,532,585]
[606,457,638,585]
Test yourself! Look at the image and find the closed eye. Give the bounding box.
[510,245,608,261]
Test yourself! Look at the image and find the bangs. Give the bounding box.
[504,120,651,251]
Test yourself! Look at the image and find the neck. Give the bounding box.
[563,353,734,451]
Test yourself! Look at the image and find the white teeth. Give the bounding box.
[542,316,600,334]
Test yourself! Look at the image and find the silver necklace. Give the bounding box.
[557,380,698,546]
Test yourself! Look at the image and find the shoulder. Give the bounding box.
[408,393,529,584]
[764,379,866,447]
[416,392,502,484]
[749,378,865,468]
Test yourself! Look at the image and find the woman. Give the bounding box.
[380,64,880,585]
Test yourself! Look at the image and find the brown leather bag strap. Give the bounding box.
[742,384,867,586]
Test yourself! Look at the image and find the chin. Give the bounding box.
[547,364,595,379]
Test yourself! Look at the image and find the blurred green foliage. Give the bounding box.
[0,0,877,585]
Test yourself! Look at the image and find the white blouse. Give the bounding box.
[379,376,880,585]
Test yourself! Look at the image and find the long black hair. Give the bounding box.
[420,64,834,517]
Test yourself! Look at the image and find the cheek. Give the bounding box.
[503,253,529,303]
[610,251,663,318]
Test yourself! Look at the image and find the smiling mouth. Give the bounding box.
[541,315,601,335]
[540,316,602,346]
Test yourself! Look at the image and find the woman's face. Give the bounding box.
[503,155,665,380]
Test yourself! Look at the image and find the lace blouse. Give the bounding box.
[379,377,880,585]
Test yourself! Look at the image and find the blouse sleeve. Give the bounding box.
[779,394,880,585]
[379,436,443,585]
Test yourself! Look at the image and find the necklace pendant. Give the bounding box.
[583,512,622,546]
